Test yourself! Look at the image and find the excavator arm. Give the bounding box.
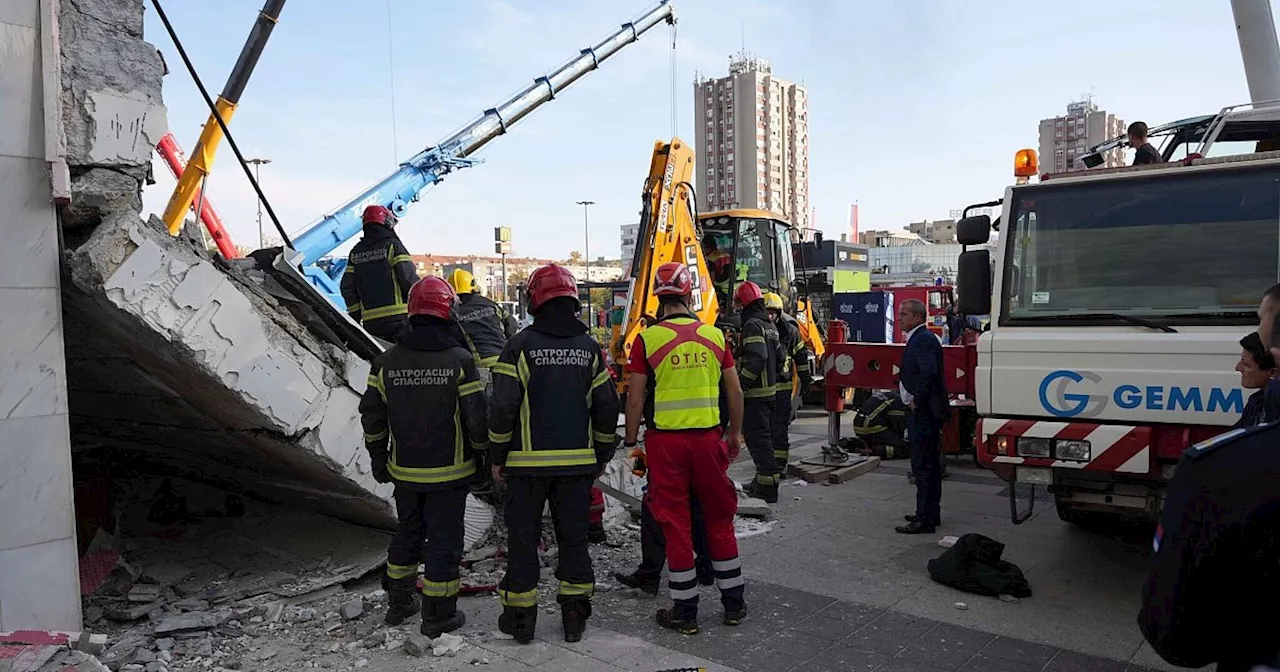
[612,138,717,390]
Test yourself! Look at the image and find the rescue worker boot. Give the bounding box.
[742,480,779,504]
[498,606,536,644]
[614,570,660,596]
[560,597,592,643]
[420,596,466,639]
[587,522,607,544]
[723,603,748,626]
[656,607,699,635]
[384,576,420,626]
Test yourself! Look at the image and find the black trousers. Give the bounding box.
[365,316,409,344]
[388,485,468,595]
[771,388,794,466]
[744,397,778,484]
[637,493,711,581]
[500,474,595,608]
[907,411,943,526]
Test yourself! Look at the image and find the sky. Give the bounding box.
[140,0,1273,262]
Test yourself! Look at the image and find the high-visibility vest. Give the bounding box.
[638,317,726,430]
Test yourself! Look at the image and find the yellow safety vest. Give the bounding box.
[638,317,726,430]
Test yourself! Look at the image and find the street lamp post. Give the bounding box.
[575,200,594,325]
[247,157,272,248]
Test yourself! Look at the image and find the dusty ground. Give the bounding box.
[51,409,1192,672]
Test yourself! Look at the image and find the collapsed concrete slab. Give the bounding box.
[56,0,397,528]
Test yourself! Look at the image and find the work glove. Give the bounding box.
[629,447,648,478]
[370,455,392,484]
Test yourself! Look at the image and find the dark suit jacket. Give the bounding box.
[901,326,950,423]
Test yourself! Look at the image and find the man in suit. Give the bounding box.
[895,299,950,534]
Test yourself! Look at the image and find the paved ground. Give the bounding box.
[357,409,1198,671]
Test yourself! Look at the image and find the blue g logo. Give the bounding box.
[1039,369,1108,418]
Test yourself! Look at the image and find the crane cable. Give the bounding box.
[386,0,399,164]
[669,21,677,138]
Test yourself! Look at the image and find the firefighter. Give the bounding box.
[702,236,733,305]
[340,205,423,343]
[447,268,518,382]
[358,276,488,636]
[763,292,811,470]
[488,263,620,644]
[734,281,784,503]
[1139,421,1280,671]
[622,262,746,634]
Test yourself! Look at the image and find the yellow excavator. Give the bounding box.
[610,138,825,399]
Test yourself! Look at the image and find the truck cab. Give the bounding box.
[958,110,1280,524]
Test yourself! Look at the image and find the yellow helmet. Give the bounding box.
[763,292,784,311]
[447,268,475,294]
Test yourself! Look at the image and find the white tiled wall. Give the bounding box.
[0,0,81,632]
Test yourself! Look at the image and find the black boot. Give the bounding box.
[614,570,660,596]
[656,607,699,635]
[498,606,536,644]
[587,522,607,544]
[384,576,420,626]
[421,596,466,639]
[742,480,778,504]
[560,598,591,643]
[723,602,748,626]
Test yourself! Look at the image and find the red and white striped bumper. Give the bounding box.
[978,418,1152,474]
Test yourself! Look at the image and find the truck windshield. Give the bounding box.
[1002,162,1280,323]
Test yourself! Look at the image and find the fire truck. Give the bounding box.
[822,99,1280,525]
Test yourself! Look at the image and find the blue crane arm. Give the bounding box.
[288,0,676,276]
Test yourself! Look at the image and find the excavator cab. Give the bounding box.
[698,209,796,330]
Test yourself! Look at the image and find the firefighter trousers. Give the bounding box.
[744,397,779,486]
[771,388,794,468]
[637,491,712,582]
[499,474,595,612]
[645,428,745,618]
[386,484,468,603]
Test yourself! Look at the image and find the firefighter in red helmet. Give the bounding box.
[734,281,785,503]
[340,204,423,343]
[623,262,746,633]
[359,275,488,636]
[488,264,620,643]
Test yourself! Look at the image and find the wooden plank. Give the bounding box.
[786,462,839,483]
[827,456,881,484]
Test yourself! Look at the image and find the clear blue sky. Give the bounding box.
[141,0,1272,260]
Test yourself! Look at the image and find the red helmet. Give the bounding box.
[362,204,397,227]
[734,281,764,308]
[407,276,457,319]
[654,262,692,297]
[526,263,579,314]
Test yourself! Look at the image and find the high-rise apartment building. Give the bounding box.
[694,54,809,229]
[620,222,639,263]
[1037,99,1126,174]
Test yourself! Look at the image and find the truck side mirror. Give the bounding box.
[957,249,992,315]
[956,215,991,245]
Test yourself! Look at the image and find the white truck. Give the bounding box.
[958,104,1280,524]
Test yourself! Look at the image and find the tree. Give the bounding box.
[566,250,584,264]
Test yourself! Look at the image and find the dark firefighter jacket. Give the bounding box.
[488,310,620,477]
[1138,422,1280,672]
[737,304,783,400]
[775,312,811,391]
[340,224,421,331]
[359,317,488,491]
[456,293,518,368]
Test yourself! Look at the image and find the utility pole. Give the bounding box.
[576,200,594,325]
[247,157,271,247]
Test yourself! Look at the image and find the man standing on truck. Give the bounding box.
[895,299,949,535]
[1128,122,1164,166]
[735,281,785,503]
[359,276,487,636]
[622,262,747,634]
[340,205,423,344]
[763,292,810,470]
[488,263,619,644]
